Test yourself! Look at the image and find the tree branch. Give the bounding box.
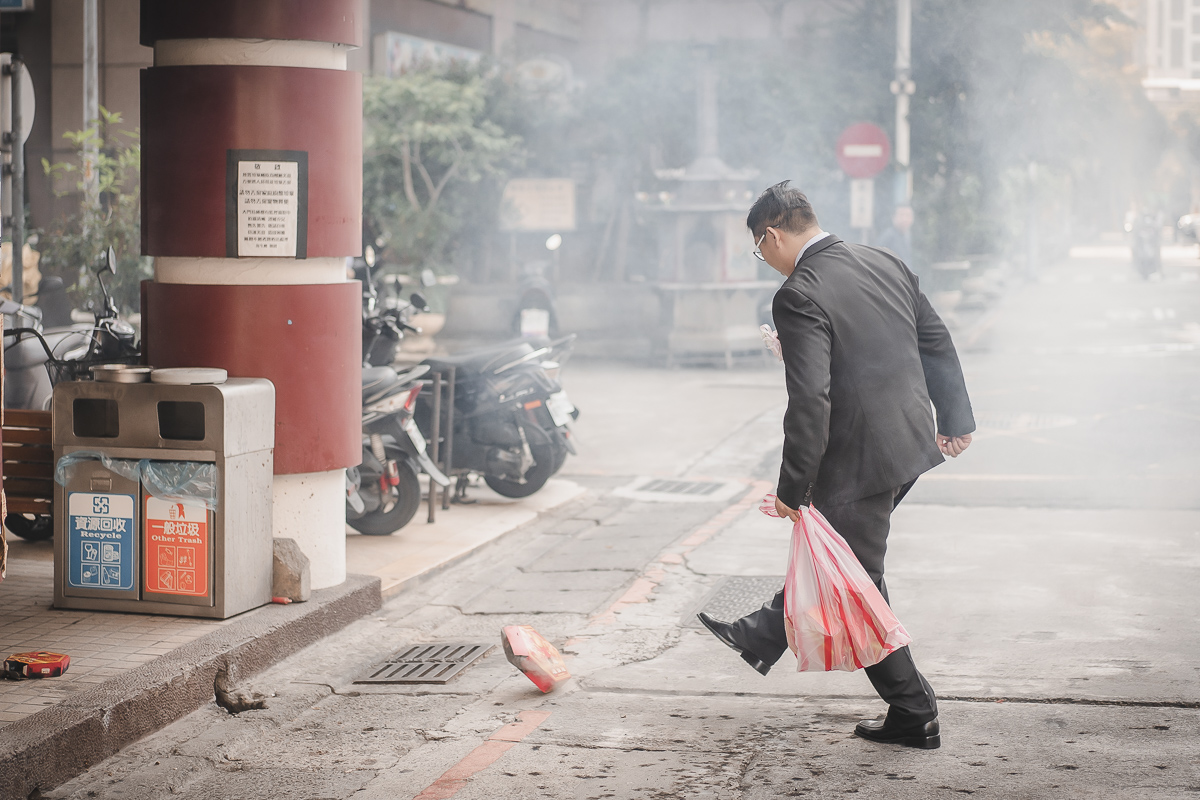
[413,139,438,204]
[401,138,421,211]
[428,138,465,210]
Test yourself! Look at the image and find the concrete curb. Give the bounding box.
[0,574,381,799]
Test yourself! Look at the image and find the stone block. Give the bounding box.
[272,537,310,602]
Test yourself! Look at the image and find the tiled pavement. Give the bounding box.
[0,558,236,727]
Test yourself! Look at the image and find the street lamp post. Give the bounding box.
[82,0,99,210]
[891,0,915,206]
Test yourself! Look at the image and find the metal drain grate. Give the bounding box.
[639,479,724,496]
[683,576,785,628]
[613,477,746,503]
[354,642,493,685]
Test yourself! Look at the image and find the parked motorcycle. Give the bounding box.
[415,334,578,500]
[346,247,450,534]
[347,363,451,535]
[4,246,138,411]
[2,247,140,541]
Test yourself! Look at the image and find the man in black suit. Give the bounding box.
[698,182,975,750]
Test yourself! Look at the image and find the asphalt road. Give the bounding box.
[44,247,1200,800]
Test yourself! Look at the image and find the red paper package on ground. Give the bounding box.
[5,651,71,678]
[761,495,911,671]
[501,625,570,692]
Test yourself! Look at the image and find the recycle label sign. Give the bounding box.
[144,496,209,597]
[67,493,136,590]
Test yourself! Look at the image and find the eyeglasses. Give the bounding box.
[753,233,767,262]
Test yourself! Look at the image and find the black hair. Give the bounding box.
[746,180,818,238]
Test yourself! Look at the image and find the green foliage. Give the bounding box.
[362,66,524,271]
[363,2,1167,279]
[517,1,1163,269]
[39,107,149,314]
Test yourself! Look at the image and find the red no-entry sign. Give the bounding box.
[836,123,892,179]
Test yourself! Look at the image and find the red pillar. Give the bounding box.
[139,0,362,588]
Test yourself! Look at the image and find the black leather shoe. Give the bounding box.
[696,612,770,676]
[854,716,941,749]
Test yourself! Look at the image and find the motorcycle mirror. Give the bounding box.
[104,245,117,275]
[364,245,376,268]
[410,292,429,312]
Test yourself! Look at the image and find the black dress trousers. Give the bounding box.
[728,480,938,726]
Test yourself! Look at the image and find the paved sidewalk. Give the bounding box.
[0,557,237,727]
[0,476,589,797]
[0,476,585,727]
[347,478,586,597]
[38,476,1200,800]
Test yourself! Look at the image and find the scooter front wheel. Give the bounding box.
[348,456,422,535]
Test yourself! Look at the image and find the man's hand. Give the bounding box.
[937,433,973,458]
[774,496,800,522]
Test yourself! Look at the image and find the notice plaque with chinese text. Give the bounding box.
[226,149,308,258]
[238,160,298,257]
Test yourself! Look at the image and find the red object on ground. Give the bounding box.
[271,596,293,605]
[5,651,70,678]
[835,122,892,179]
[501,626,570,693]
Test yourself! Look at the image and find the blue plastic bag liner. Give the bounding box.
[55,451,142,486]
[55,452,219,512]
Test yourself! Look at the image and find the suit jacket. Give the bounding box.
[773,235,974,508]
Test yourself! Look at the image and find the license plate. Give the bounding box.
[403,417,427,453]
[546,391,575,427]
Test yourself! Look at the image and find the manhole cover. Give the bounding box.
[682,576,784,628]
[354,642,493,685]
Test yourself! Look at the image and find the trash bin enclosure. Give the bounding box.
[52,378,275,618]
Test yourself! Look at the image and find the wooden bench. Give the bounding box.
[3,408,53,518]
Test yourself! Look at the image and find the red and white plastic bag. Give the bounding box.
[502,625,571,692]
[761,495,911,672]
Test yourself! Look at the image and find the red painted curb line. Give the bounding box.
[413,710,552,800]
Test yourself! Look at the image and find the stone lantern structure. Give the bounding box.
[640,49,776,367]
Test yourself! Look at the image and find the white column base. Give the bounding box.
[155,256,347,285]
[272,469,347,590]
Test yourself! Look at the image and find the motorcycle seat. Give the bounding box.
[362,365,398,400]
[422,340,537,376]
